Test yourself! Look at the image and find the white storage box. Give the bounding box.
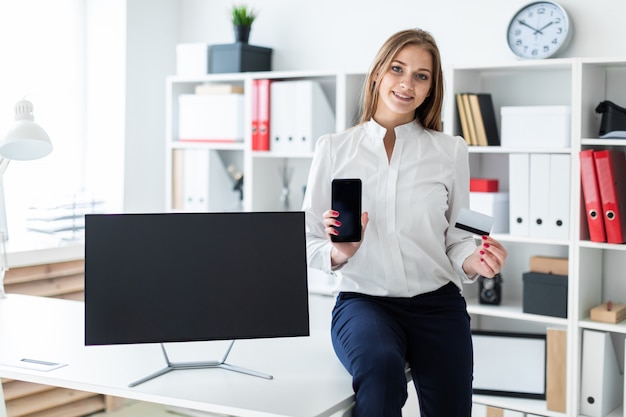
[500,106,571,148]
[176,43,210,76]
[469,192,509,234]
[178,94,244,142]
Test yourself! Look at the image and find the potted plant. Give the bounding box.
[231,4,257,44]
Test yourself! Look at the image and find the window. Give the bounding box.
[0,0,124,244]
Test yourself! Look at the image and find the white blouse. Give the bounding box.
[302,119,478,297]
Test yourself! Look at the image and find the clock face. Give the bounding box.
[507,1,572,59]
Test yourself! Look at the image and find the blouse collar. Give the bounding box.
[364,118,424,140]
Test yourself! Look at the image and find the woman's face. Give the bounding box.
[374,44,433,125]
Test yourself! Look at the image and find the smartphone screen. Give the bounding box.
[331,178,362,242]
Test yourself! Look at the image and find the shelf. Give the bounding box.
[453,58,576,72]
[579,318,626,334]
[578,240,626,251]
[169,141,246,151]
[466,299,568,326]
[472,395,564,417]
[252,150,314,159]
[468,146,571,154]
[582,138,626,146]
[491,233,570,246]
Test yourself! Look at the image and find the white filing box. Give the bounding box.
[469,192,509,234]
[176,43,210,76]
[178,94,244,142]
[500,106,571,148]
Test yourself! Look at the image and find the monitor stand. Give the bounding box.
[128,340,273,387]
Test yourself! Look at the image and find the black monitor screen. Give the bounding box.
[84,212,309,346]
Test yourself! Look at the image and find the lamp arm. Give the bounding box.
[0,230,6,298]
[0,158,9,176]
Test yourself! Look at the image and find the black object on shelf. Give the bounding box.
[522,272,568,318]
[209,43,272,74]
[596,100,626,139]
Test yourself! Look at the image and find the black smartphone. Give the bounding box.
[331,178,362,242]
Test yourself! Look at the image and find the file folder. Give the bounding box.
[469,93,500,146]
[182,150,240,212]
[270,80,334,154]
[546,328,567,412]
[580,329,623,417]
[461,93,478,146]
[251,79,260,150]
[256,79,271,151]
[468,94,488,146]
[456,93,471,145]
[270,81,291,151]
[548,154,571,239]
[509,153,530,236]
[594,149,626,243]
[529,153,551,238]
[580,150,606,242]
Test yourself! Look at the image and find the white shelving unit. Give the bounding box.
[165,59,626,416]
[165,70,366,213]
[447,58,626,417]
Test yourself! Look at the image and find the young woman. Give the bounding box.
[302,29,507,417]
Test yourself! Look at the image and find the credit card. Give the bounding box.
[455,208,494,236]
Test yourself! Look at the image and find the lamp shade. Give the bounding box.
[0,100,53,161]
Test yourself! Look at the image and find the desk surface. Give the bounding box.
[0,293,353,417]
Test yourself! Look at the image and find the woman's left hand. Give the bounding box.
[463,235,507,278]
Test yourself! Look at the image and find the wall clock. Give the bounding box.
[507,1,573,59]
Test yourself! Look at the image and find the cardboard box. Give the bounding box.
[529,256,568,276]
[590,303,626,324]
[523,272,568,318]
[501,106,571,148]
[209,43,272,73]
[469,192,509,233]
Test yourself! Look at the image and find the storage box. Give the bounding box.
[209,43,272,73]
[469,192,509,233]
[500,106,571,148]
[590,302,626,324]
[176,43,210,76]
[470,178,499,192]
[522,272,568,318]
[529,256,568,275]
[178,94,244,142]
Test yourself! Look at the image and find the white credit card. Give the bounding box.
[455,208,494,236]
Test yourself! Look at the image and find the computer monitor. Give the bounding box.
[84,211,309,347]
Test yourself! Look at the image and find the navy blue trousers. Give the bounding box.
[331,282,473,417]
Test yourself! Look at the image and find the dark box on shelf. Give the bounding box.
[209,43,272,73]
[522,272,568,318]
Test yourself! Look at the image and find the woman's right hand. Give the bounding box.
[323,210,369,267]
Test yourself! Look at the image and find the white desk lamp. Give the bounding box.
[0,99,53,298]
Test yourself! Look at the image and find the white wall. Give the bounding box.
[125,0,626,212]
[177,0,626,71]
[124,0,178,213]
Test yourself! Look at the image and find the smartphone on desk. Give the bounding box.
[331,178,362,242]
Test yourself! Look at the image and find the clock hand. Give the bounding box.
[517,19,541,33]
[534,21,554,35]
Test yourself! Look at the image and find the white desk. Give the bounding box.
[0,293,354,417]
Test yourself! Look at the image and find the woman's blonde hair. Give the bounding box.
[359,29,444,131]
